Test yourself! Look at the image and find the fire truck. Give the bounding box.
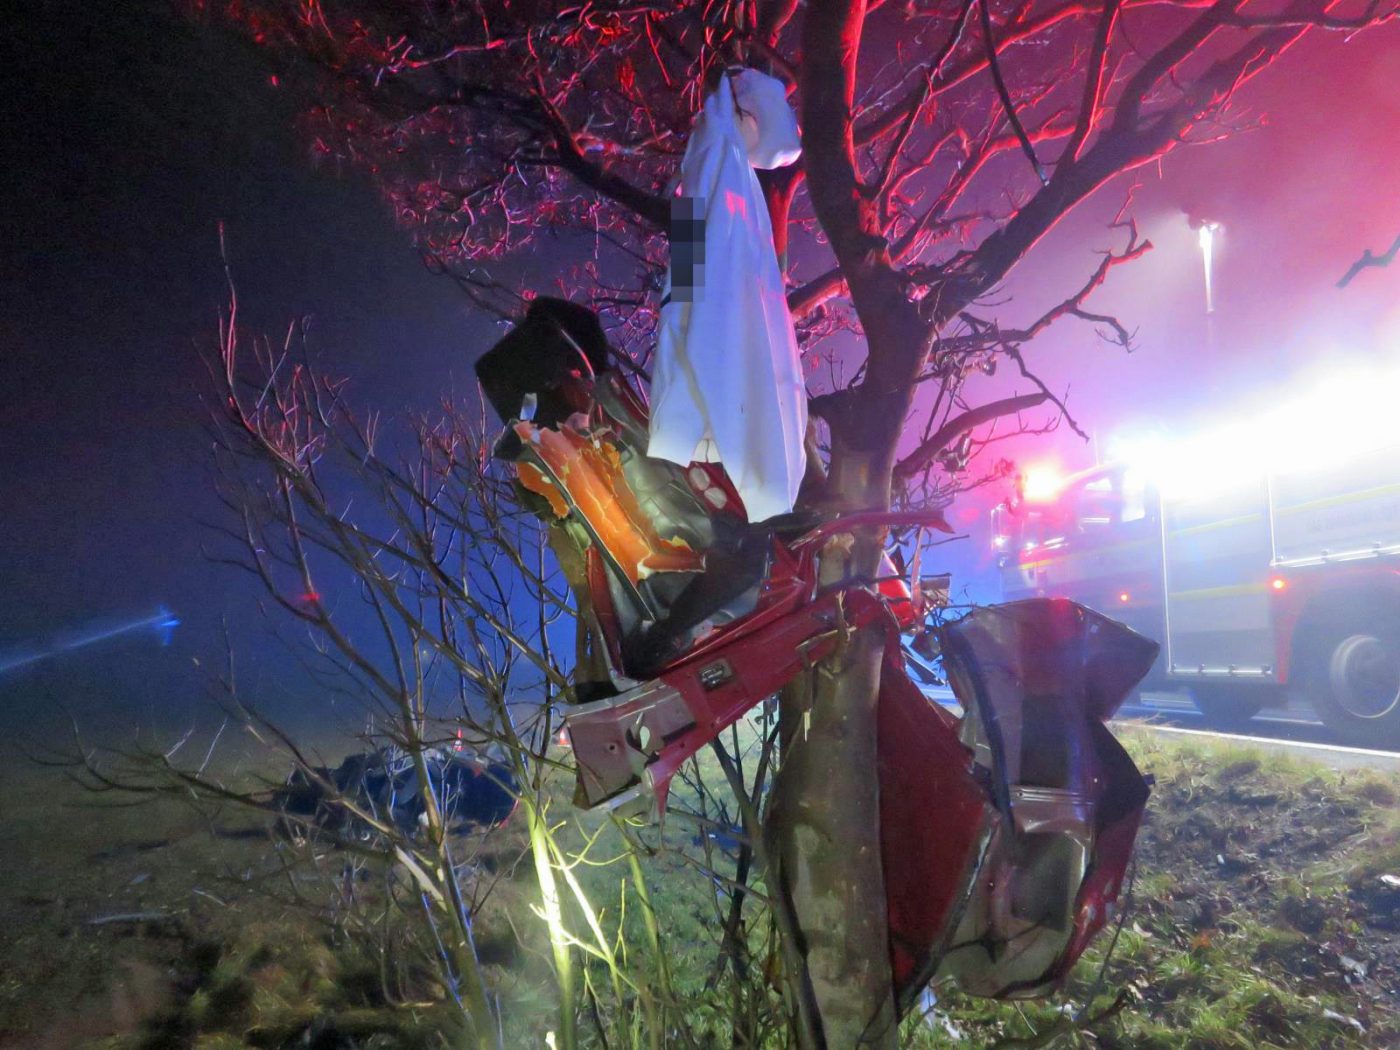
[992,438,1400,747]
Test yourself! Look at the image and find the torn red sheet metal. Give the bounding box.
[566,586,889,817]
[903,599,1156,1003]
[560,510,945,815]
[877,643,996,1002]
[562,508,951,815]
[567,590,1155,1013]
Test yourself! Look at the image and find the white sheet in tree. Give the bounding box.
[647,72,807,523]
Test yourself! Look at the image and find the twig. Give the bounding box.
[87,911,175,926]
[1337,232,1400,288]
[979,0,1049,186]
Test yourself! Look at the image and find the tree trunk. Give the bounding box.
[767,7,929,1040]
[769,453,899,1049]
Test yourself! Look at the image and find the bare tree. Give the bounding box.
[199,1,1397,1045]
[179,255,797,1047]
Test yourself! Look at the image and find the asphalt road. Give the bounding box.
[1121,690,1374,746]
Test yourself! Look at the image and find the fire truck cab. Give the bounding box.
[993,445,1400,747]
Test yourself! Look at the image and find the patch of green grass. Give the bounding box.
[885,733,1400,1048]
[13,722,1400,1048]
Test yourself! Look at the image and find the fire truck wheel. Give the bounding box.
[1308,616,1400,748]
[1190,684,1264,729]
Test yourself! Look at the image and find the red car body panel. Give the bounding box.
[567,585,891,815]
[877,643,996,1000]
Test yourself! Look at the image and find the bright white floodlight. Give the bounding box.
[1198,221,1222,315]
[1021,465,1064,503]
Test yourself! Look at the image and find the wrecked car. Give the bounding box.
[475,297,1156,1011]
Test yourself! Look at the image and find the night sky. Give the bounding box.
[1,2,1398,745]
[0,2,492,745]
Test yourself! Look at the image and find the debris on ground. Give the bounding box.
[273,745,518,840]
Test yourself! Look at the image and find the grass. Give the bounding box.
[897,730,1400,1048]
[3,726,1399,1048]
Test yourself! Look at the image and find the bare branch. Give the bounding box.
[529,90,671,229]
[940,0,1330,326]
[894,392,1051,481]
[1338,231,1400,287]
[978,0,1050,186]
[1063,0,1124,164]
[788,265,847,318]
[1006,219,1151,346]
[1224,2,1398,29]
